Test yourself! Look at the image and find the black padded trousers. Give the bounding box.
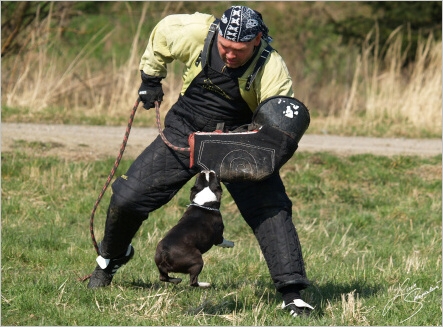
[99,105,310,291]
[225,175,310,291]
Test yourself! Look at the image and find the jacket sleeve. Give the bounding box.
[240,48,295,111]
[257,51,294,102]
[139,12,215,78]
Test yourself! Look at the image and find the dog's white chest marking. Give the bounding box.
[193,186,217,205]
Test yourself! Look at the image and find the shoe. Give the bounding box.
[281,299,314,317]
[87,244,134,289]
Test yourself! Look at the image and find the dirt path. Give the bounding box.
[1,122,441,161]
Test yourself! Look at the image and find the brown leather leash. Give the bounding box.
[154,101,190,152]
[79,98,140,282]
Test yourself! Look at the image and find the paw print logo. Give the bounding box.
[281,100,299,119]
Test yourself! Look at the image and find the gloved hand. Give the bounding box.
[138,71,164,109]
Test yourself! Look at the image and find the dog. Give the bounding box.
[154,170,234,288]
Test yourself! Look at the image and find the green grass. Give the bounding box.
[1,151,441,325]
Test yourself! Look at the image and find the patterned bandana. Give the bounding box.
[218,6,272,43]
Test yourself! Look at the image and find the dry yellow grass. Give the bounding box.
[2,5,441,138]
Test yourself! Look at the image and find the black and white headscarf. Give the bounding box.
[218,6,273,43]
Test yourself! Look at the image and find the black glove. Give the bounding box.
[138,71,164,109]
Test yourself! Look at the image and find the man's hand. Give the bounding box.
[138,71,164,109]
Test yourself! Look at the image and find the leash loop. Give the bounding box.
[155,101,190,152]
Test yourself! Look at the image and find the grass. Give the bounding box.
[1,2,441,325]
[2,149,441,325]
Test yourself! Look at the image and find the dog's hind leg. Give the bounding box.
[167,277,182,284]
[159,272,182,284]
[158,266,182,285]
[155,249,183,284]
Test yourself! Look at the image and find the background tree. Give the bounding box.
[325,1,442,64]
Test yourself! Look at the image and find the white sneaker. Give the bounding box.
[281,299,314,317]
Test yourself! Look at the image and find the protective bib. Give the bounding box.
[189,96,310,182]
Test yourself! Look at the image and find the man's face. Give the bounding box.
[217,33,262,69]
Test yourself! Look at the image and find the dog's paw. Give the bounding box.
[217,238,234,248]
[197,281,211,288]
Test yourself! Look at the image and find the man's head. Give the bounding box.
[217,6,271,69]
[217,33,261,69]
[218,6,271,43]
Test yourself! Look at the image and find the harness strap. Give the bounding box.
[196,19,274,91]
[245,44,273,91]
[196,19,220,67]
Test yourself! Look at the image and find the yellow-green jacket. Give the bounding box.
[139,12,294,112]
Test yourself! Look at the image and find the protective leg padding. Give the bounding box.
[100,201,144,259]
[253,210,310,290]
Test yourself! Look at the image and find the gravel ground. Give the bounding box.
[1,122,441,161]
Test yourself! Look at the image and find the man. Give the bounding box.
[87,5,314,318]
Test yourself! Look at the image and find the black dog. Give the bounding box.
[154,170,234,288]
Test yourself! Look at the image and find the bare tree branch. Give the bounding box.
[1,2,30,57]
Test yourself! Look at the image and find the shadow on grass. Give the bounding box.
[306,280,384,317]
[125,279,166,290]
[126,278,276,315]
[125,277,383,318]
